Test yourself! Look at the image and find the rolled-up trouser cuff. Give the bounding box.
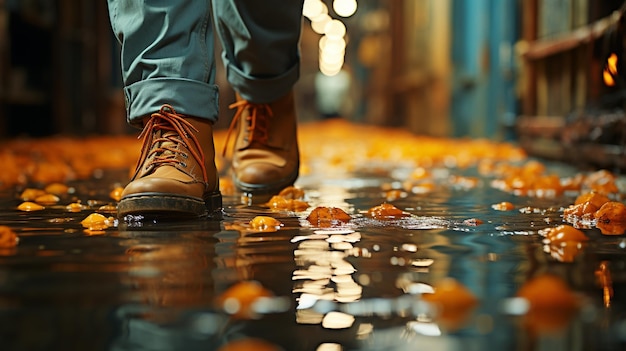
[124,77,219,126]
[225,58,300,104]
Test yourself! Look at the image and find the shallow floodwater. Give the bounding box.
[0,166,625,351]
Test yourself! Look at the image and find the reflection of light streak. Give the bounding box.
[403,282,435,295]
[595,261,614,308]
[291,224,444,337]
[322,311,356,329]
[407,321,442,336]
[317,343,343,351]
[292,228,363,328]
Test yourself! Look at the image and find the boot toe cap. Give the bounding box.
[236,163,283,184]
[234,162,298,192]
[122,177,203,198]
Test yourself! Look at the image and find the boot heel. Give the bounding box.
[204,191,223,214]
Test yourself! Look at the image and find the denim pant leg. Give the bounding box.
[212,0,304,103]
[107,0,219,125]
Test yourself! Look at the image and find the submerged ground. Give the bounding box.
[0,120,625,351]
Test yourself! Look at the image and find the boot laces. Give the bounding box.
[134,104,208,181]
[223,99,273,157]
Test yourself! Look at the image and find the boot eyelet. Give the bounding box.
[181,153,188,159]
[180,162,187,168]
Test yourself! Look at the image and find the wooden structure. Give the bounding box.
[517,0,626,170]
[387,0,451,136]
[0,1,127,138]
[51,1,127,136]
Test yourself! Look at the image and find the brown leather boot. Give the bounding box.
[118,104,222,218]
[224,91,300,195]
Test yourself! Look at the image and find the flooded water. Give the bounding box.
[1,163,626,351]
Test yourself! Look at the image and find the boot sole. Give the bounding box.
[117,191,222,218]
[233,169,300,196]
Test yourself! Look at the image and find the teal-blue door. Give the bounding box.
[451,0,519,139]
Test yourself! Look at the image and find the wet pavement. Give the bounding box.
[1,121,626,351]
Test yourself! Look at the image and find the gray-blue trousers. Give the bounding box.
[107,0,304,125]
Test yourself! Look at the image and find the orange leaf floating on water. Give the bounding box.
[490,161,574,198]
[109,187,124,202]
[517,273,579,334]
[531,174,564,197]
[422,277,478,309]
[265,186,309,211]
[277,186,305,200]
[520,160,546,177]
[367,203,409,219]
[561,174,584,192]
[583,169,619,194]
[34,194,60,205]
[594,201,626,224]
[596,220,626,235]
[98,204,118,214]
[44,183,70,195]
[543,224,589,245]
[17,201,44,212]
[19,188,46,201]
[422,278,478,331]
[518,275,579,308]
[306,206,351,228]
[66,202,86,213]
[546,242,586,263]
[216,281,274,319]
[491,201,514,211]
[575,192,610,207]
[80,213,114,231]
[249,216,283,232]
[594,201,626,235]
[565,191,611,222]
[0,226,19,248]
[541,225,589,262]
[217,338,282,351]
[563,201,599,220]
[31,160,75,184]
[266,195,310,212]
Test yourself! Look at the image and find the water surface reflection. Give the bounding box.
[0,168,625,351]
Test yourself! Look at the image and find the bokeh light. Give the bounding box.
[333,0,358,18]
[303,0,351,77]
[303,0,325,19]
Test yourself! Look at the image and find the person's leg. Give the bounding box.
[108,0,221,217]
[108,0,219,123]
[213,0,304,197]
[212,0,303,103]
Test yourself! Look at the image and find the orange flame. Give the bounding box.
[603,53,618,86]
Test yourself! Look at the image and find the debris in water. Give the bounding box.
[17,201,45,212]
[306,207,351,228]
[0,225,18,248]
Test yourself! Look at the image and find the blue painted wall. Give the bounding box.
[451,0,519,139]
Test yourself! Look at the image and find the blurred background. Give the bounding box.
[0,0,625,166]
